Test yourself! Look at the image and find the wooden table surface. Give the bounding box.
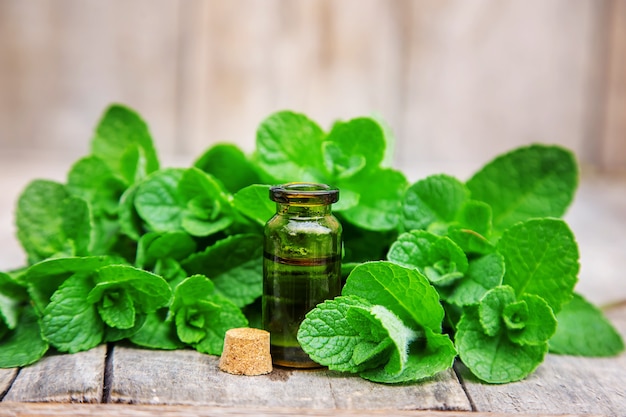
[1,154,625,417]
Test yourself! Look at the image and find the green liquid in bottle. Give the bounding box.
[263,253,341,368]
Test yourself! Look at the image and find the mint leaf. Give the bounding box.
[550,293,624,356]
[447,200,494,254]
[507,294,556,346]
[104,314,147,343]
[194,143,260,193]
[478,286,517,337]
[0,273,27,330]
[130,309,185,350]
[67,155,127,217]
[479,286,557,345]
[24,256,121,314]
[232,184,274,226]
[118,183,143,241]
[182,234,263,308]
[456,306,548,384]
[41,273,104,353]
[497,218,579,313]
[444,252,504,307]
[401,174,469,232]
[341,222,397,263]
[178,168,234,236]
[171,275,247,355]
[98,289,135,329]
[297,295,416,373]
[360,328,456,384]
[342,261,443,331]
[387,231,468,287]
[0,306,49,368]
[134,168,234,237]
[16,180,91,263]
[135,232,197,271]
[339,168,407,231]
[67,156,128,255]
[88,265,172,315]
[133,168,184,233]
[466,144,578,233]
[255,111,326,182]
[323,118,386,178]
[91,104,159,185]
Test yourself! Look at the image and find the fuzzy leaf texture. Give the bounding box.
[297,295,416,374]
[342,261,444,331]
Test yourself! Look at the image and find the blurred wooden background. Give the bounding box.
[0,0,625,178]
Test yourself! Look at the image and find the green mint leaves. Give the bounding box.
[1,104,622,387]
[171,275,248,355]
[300,142,621,384]
[455,286,557,384]
[298,263,456,383]
[255,111,407,232]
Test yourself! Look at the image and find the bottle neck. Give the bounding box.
[277,203,331,217]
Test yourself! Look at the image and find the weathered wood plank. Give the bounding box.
[326,368,470,411]
[0,368,18,399]
[0,403,599,417]
[108,345,470,411]
[459,304,626,416]
[3,345,106,403]
[108,346,333,407]
[0,403,592,417]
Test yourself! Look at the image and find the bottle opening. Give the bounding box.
[270,182,339,205]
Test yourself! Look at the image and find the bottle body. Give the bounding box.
[262,183,341,368]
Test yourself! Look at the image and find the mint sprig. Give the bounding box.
[298,263,456,383]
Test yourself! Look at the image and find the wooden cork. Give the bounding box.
[219,328,273,376]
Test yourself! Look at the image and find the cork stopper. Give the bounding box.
[219,328,273,376]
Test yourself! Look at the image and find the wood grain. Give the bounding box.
[3,345,106,403]
[108,345,470,410]
[0,368,18,399]
[0,402,599,417]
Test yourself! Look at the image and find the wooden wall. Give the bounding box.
[0,0,624,178]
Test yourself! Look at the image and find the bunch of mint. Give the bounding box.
[0,105,622,385]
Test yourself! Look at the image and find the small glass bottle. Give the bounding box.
[262,183,342,368]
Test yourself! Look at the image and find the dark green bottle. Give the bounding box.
[262,183,342,368]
